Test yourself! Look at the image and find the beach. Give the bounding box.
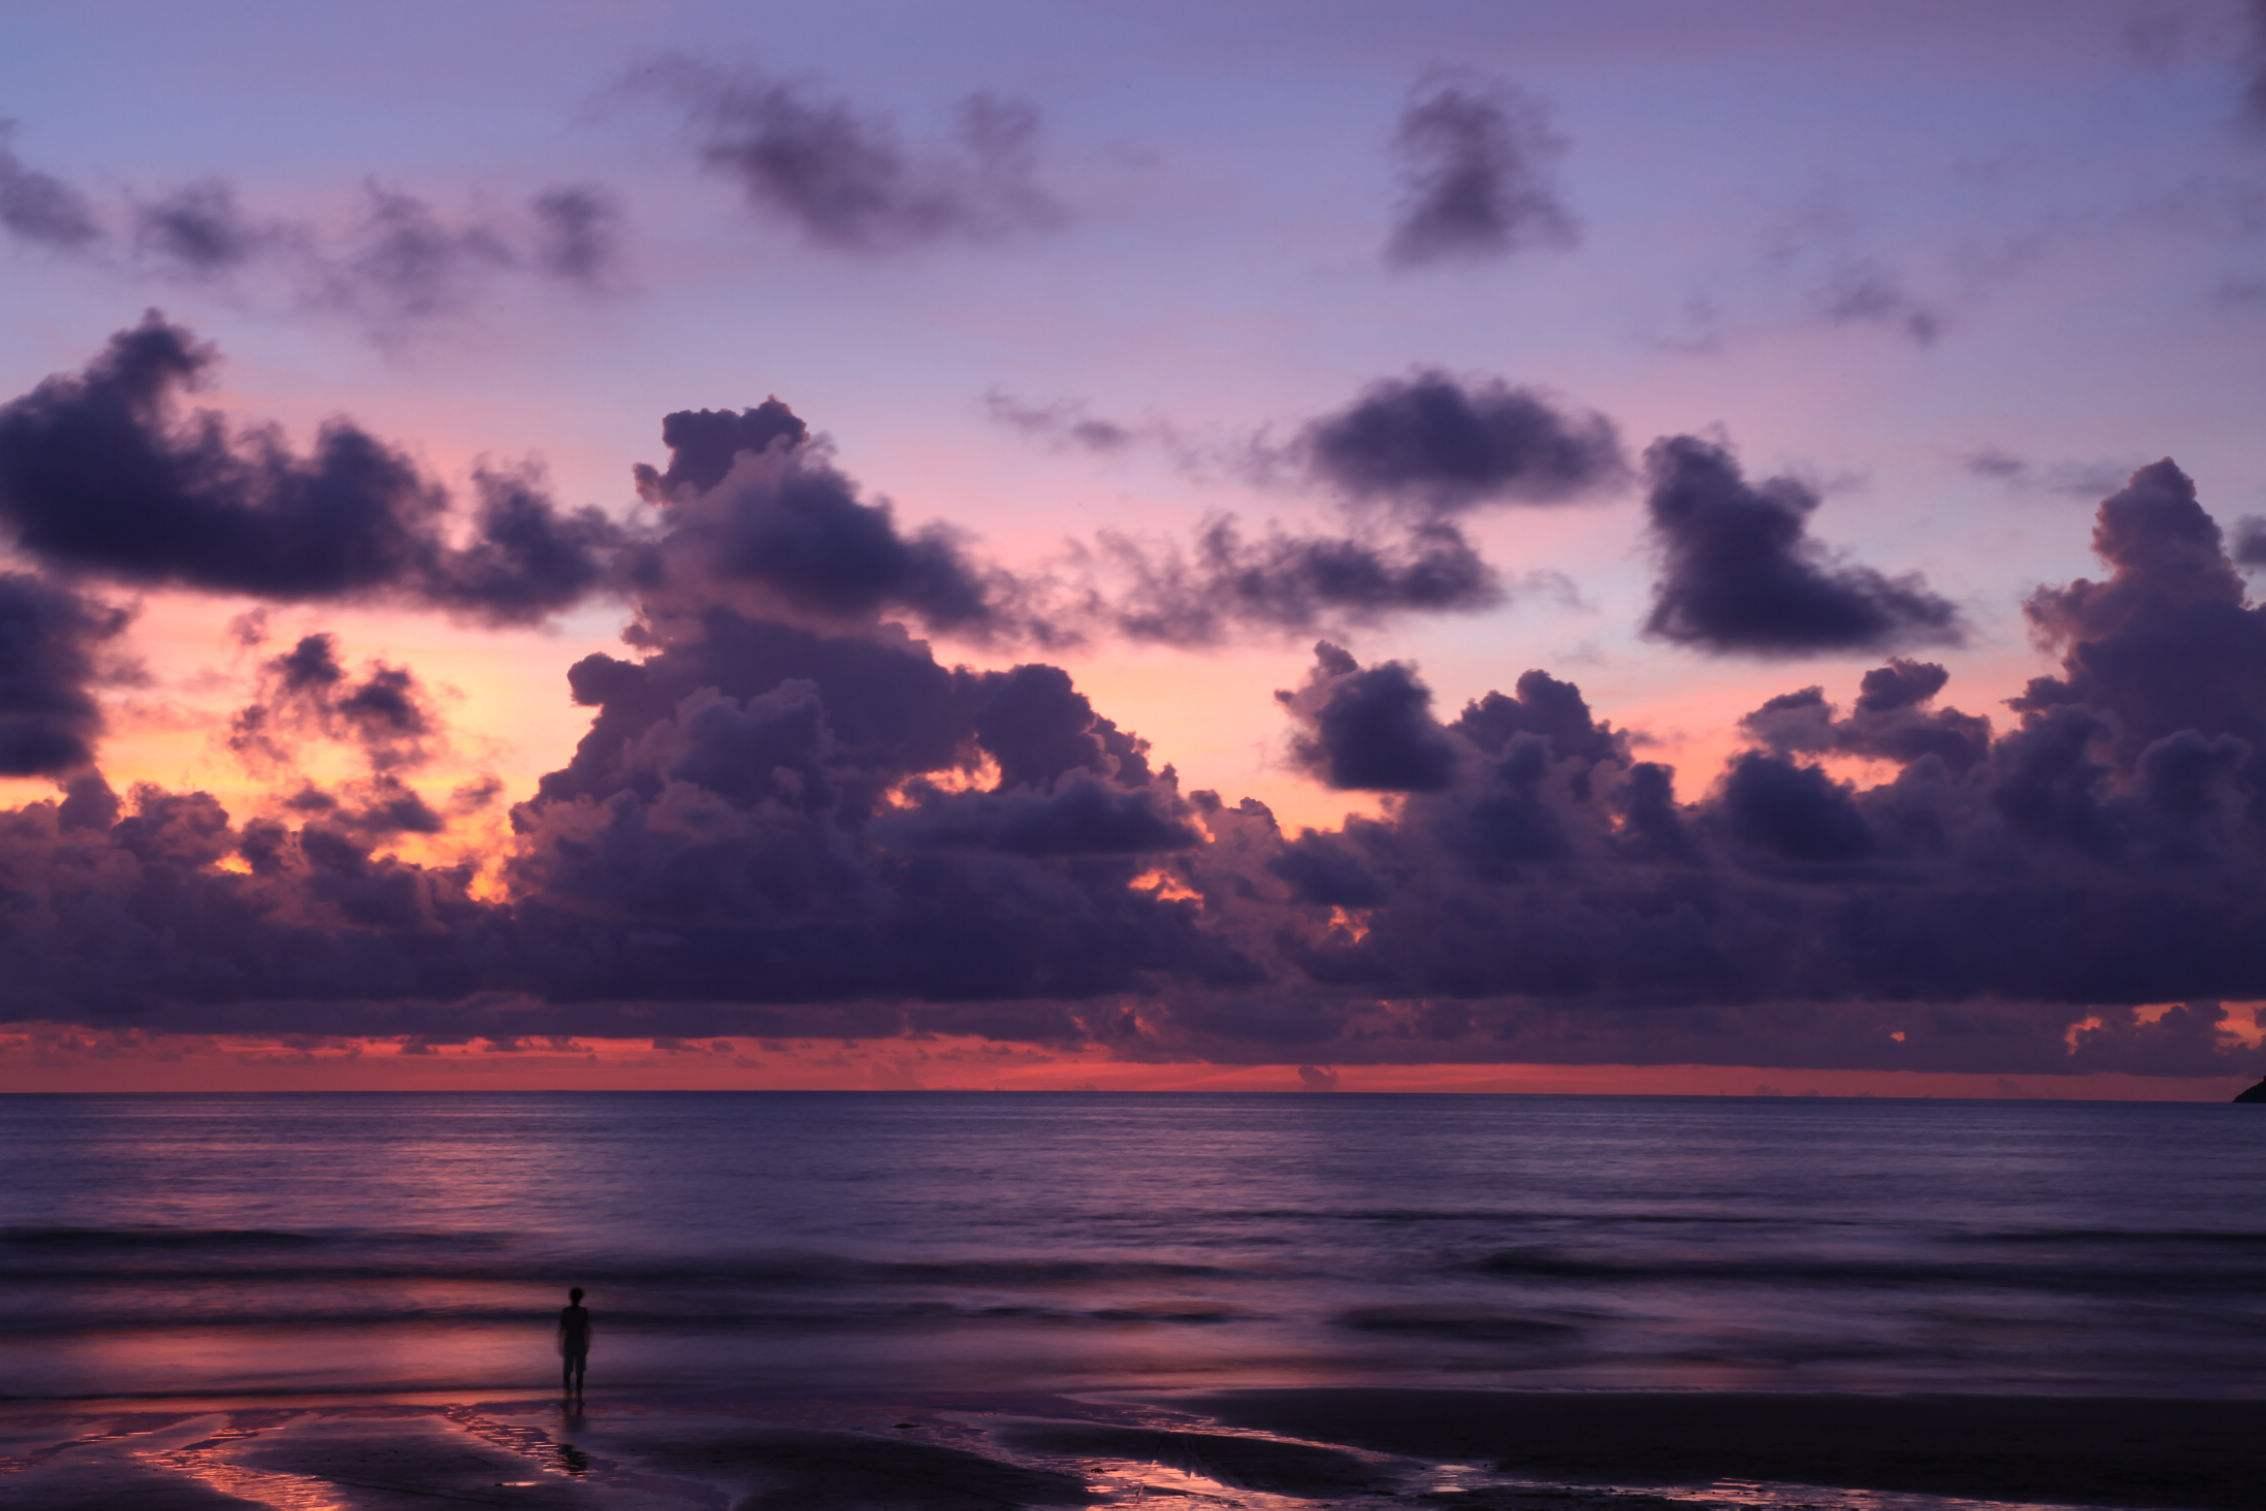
[6,1386,2263,1509]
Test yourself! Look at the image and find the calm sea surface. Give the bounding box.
[1,1093,2260,1403]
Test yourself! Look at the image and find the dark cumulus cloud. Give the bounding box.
[0,607,1241,1033]
[2015,459,2266,760]
[0,122,103,250]
[504,610,1245,1010]
[230,632,437,775]
[632,402,809,501]
[983,373,1627,504]
[630,57,1064,253]
[429,468,624,623]
[0,314,623,622]
[1276,643,1463,792]
[1453,667,1629,772]
[1097,517,1503,647]
[879,771,1200,857]
[0,574,131,776]
[229,632,453,839]
[1715,749,1875,865]
[1385,75,1577,268]
[1300,370,1627,514]
[1149,466,2266,1071]
[981,370,1616,642]
[627,397,1037,642]
[9,444,2266,1083]
[1642,434,1964,655]
[1856,657,1950,713]
[629,387,1552,650]
[1740,659,1992,774]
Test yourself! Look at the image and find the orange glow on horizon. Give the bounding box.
[1,1023,2254,1101]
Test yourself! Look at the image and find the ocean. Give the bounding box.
[2,1091,2261,1406]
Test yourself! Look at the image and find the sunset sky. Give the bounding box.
[5,0,2266,1094]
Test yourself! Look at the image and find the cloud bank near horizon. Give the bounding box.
[0,314,2259,1083]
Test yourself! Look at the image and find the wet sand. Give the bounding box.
[1194,1389,2266,1510]
[2,1387,2258,1509]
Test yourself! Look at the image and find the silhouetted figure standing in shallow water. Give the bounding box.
[558,1287,592,1398]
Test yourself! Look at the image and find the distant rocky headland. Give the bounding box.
[2236,1079,2266,1104]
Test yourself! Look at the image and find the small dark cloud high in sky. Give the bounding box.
[0,122,103,250]
[1385,76,1577,267]
[629,57,1065,253]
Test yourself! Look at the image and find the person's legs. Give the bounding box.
[563,1352,575,1395]
[569,1350,586,1395]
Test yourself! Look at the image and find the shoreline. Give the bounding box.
[4,1385,2259,1509]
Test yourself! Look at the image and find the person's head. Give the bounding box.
[569,1287,584,1304]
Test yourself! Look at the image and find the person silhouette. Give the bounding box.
[558,1286,592,1398]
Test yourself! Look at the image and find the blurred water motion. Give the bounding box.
[2,1092,2261,1402]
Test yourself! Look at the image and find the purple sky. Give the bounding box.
[3,0,2266,1092]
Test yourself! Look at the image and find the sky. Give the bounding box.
[4,0,2266,1095]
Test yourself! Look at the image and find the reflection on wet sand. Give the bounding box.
[0,1391,2235,1511]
